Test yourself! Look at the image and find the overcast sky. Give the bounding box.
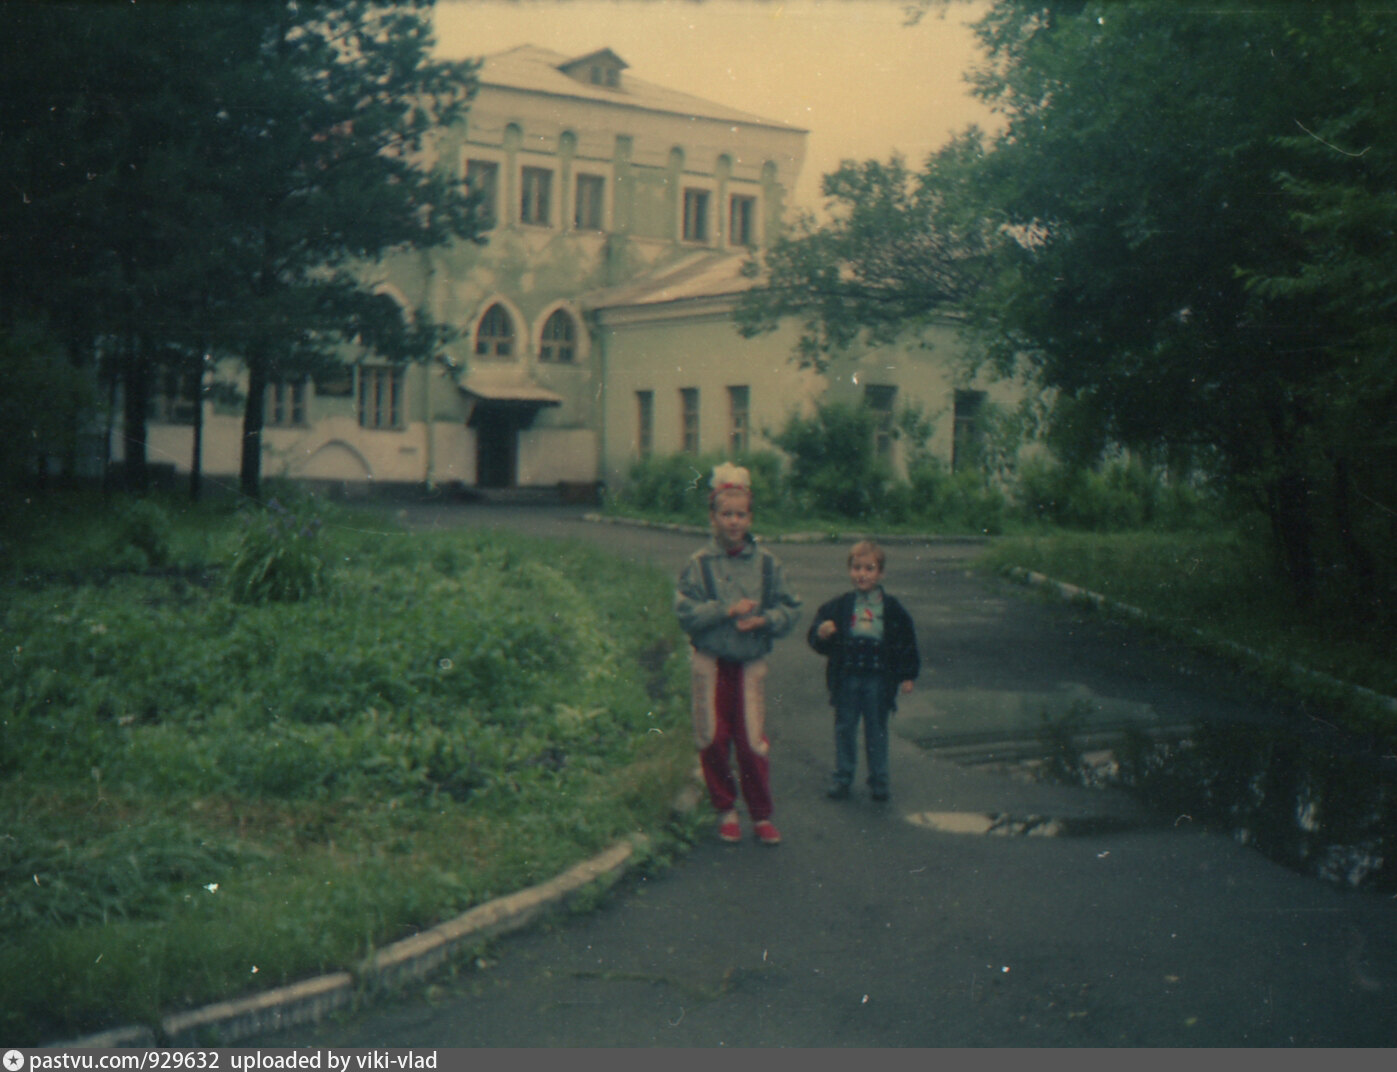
[431,0,997,212]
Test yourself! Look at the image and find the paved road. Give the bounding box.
[254,504,1397,1046]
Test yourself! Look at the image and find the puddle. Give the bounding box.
[906,812,1142,838]
[905,686,1397,891]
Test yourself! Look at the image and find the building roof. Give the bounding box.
[478,45,807,133]
[583,250,761,312]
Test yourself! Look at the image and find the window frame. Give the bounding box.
[464,157,501,230]
[538,309,577,364]
[574,171,607,231]
[728,193,758,248]
[680,387,700,454]
[475,303,517,360]
[520,164,555,227]
[266,378,308,428]
[681,186,711,244]
[727,384,750,454]
[636,389,654,459]
[357,365,404,431]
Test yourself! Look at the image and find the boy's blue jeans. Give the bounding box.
[832,672,889,793]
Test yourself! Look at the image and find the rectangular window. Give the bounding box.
[953,389,987,473]
[680,387,700,454]
[358,366,404,430]
[682,188,709,243]
[152,369,199,425]
[520,166,552,226]
[266,380,306,428]
[636,390,654,458]
[465,159,499,228]
[865,384,897,461]
[727,385,750,453]
[729,195,756,247]
[575,173,605,231]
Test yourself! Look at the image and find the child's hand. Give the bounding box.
[816,619,837,640]
[735,615,767,633]
[899,680,914,695]
[728,597,758,619]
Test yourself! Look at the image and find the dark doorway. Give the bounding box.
[474,408,518,488]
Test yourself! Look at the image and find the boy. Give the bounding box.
[808,540,920,802]
[675,463,802,845]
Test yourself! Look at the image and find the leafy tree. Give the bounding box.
[0,2,480,499]
[741,0,1397,612]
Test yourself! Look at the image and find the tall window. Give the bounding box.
[520,166,552,226]
[465,159,499,228]
[266,379,306,428]
[475,303,515,359]
[729,195,756,247]
[358,366,403,430]
[636,390,654,458]
[152,369,199,424]
[682,188,709,243]
[539,310,576,363]
[575,173,605,231]
[727,385,750,453]
[865,384,897,461]
[953,389,987,473]
[680,387,700,453]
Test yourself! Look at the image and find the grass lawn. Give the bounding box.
[1,492,695,1045]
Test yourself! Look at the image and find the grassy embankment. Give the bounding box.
[0,492,694,1046]
[978,530,1397,736]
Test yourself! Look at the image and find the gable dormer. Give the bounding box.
[559,48,628,90]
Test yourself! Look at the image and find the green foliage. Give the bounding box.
[617,450,785,519]
[109,497,175,570]
[0,498,691,1044]
[770,402,891,519]
[1015,456,1214,533]
[225,496,329,604]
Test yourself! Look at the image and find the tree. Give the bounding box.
[0,2,481,500]
[740,0,1397,613]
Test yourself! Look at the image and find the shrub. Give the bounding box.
[109,497,174,569]
[225,496,329,603]
[771,402,891,519]
[619,450,785,519]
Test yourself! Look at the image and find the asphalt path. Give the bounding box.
[252,504,1397,1047]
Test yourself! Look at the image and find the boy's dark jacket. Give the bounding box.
[807,589,920,712]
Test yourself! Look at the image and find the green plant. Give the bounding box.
[225,496,329,603]
[109,497,174,569]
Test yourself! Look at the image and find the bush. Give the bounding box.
[618,450,785,519]
[225,496,329,603]
[109,497,174,569]
[771,402,891,519]
[1016,456,1216,532]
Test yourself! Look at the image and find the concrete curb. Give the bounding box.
[1005,566,1397,716]
[580,512,990,546]
[57,784,705,1049]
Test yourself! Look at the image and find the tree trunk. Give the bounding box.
[240,352,267,501]
[1267,468,1317,605]
[121,336,151,495]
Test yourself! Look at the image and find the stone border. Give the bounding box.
[55,783,705,1049]
[580,512,990,547]
[1005,566,1397,716]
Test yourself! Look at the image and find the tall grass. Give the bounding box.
[979,529,1397,720]
[0,492,692,1045]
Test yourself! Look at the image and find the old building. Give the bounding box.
[138,45,1009,497]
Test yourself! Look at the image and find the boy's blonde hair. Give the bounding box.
[848,540,886,570]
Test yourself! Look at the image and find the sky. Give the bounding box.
[431,0,998,213]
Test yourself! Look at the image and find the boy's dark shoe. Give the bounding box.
[826,783,851,800]
[870,788,890,802]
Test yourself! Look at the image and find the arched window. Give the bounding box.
[475,303,515,359]
[539,309,576,363]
